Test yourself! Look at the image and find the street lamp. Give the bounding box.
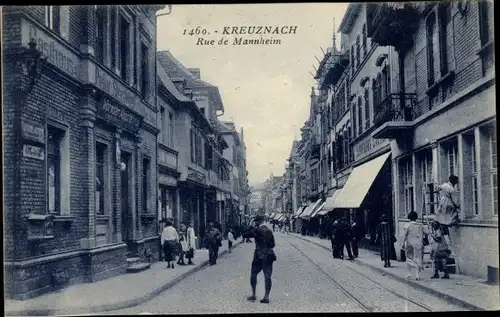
[17,38,47,94]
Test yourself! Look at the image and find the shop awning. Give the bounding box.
[333,152,391,209]
[271,213,280,220]
[277,214,285,222]
[300,199,323,219]
[294,206,306,218]
[269,212,276,219]
[310,201,326,218]
[316,189,343,216]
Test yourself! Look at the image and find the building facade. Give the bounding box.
[3,5,163,299]
[368,2,496,279]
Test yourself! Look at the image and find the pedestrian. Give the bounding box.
[338,217,354,260]
[214,222,223,260]
[401,211,427,280]
[227,227,235,253]
[330,220,340,258]
[272,222,276,232]
[177,223,188,266]
[186,220,196,265]
[246,215,276,304]
[244,225,252,243]
[204,222,222,266]
[435,175,460,227]
[351,221,360,258]
[430,221,451,279]
[375,214,397,268]
[161,219,179,269]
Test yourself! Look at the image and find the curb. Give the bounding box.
[291,234,485,311]
[5,240,245,316]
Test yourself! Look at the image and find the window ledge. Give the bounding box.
[477,41,494,57]
[27,235,55,242]
[426,71,455,95]
[53,215,76,223]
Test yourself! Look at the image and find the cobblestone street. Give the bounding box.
[107,233,469,314]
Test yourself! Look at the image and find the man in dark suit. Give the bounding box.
[246,215,276,304]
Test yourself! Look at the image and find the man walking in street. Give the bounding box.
[204,222,221,266]
[247,215,276,304]
[337,217,354,260]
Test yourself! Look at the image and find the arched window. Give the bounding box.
[356,36,361,66]
[357,96,363,134]
[382,65,391,97]
[352,99,357,136]
[376,73,382,106]
[364,88,370,129]
[362,24,367,54]
[350,46,355,73]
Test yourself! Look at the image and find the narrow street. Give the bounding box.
[107,233,466,314]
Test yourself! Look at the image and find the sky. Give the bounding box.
[156,3,348,186]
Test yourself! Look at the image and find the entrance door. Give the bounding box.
[121,152,131,246]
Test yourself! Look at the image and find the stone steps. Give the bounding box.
[126,262,151,273]
[126,257,151,273]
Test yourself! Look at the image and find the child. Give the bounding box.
[430,221,451,279]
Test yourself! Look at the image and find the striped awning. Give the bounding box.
[300,199,323,219]
[269,212,276,219]
[310,201,326,218]
[316,189,343,216]
[294,206,306,217]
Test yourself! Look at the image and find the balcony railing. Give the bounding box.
[372,93,417,139]
[367,3,419,50]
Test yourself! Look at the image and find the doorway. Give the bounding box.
[121,151,132,248]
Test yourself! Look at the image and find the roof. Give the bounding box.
[338,3,363,33]
[156,63,192,104]
[157,51,224,111]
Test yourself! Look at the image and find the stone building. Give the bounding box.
[368,2,497,280]
[156,50,234,244]
[3,5,163,299]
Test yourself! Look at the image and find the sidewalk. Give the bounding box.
[5,239,243,316]
[291,233,500,311]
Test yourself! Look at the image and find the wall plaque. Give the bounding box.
[97,99,143,134]
[21,120,45,144]
[187,169,207,185]
[353,137,389,161]
[23,144,45,160]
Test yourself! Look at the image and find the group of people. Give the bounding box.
[160,219,196,269]
[329,217,361,260]
[271,221,289,233]
[377,175,460,280]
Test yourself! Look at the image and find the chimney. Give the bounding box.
[240,127,244,142]
[188,68,201,79]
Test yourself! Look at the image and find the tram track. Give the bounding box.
[287,238,434,312]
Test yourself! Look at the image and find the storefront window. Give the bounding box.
[402,157,414,215]
[445,141,459,178]
[420,149,435,214]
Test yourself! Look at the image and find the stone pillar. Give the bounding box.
[80,89,97,249]
[110,6,120,76]
[80,6,96,56]
[431,141,439,185]
[114,129,122,243]
[457,134,465,220]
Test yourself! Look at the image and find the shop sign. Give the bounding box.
[21,120,45,144]
[95,67,139,112]
[97,99,143,134]
[187,169,206,185]
[353,137,389,161]
[23,144,44,160]
[21,18,80,81]
[159,174,177,187]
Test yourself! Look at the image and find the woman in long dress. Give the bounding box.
[177,224,188,266]
[185,220,196,265]
[161,219,179,269]
[401,211,427,280]
[375,214,396,268]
